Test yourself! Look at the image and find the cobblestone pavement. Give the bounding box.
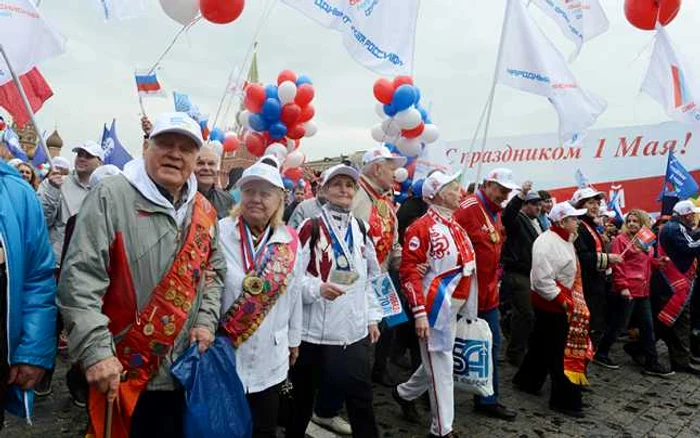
[4,341,700,438]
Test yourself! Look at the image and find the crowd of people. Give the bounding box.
[1,110,700,438]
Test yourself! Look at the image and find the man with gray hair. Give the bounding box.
[195,143,233,219]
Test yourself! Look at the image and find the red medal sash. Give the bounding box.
[657,242,697,327]
[560,261,594,386]
[87,194,216,438]
[359,177,396,266]
[581,220,604,253]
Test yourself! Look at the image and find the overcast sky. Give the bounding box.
[7,0,700,162]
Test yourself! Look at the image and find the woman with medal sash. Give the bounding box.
[217,157,305,438]
[393,170,477,438]
[286,163,383,438]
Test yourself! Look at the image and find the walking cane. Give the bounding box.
[104,396,114,438]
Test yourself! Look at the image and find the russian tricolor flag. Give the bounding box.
[134,70,165,97]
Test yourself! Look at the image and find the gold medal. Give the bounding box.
[174,294,185,307]
[165,288,176,301]
[143,323,155,336]
[181,301,192,313]
[490,230,499,243]
[243,275,264,295]
[163,322,176,336]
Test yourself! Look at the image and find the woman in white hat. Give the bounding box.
[217,160,304,438]
[513,202,594,418]
[392,170,477,438]
[570,188,622,350]
[285,163,382,438]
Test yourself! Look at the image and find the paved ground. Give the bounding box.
[4,340,700,438]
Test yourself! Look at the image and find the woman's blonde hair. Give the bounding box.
[622,208,651,234]
[229,187,286,228]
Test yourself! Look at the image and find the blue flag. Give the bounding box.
[173,91,207,124]
[607,188,624,223]
[2,126,27,161]
[659,151,699,200]
[32,133,50,167]
[574,168,590,189]
[101,119,133,170]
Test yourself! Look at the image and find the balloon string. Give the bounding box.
[212,0,279,130]
[147,15,202,75]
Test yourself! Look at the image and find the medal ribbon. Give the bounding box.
[321,209,354,272]
[475,191,499,242]
[239,220,272,275]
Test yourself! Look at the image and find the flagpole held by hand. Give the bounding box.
[104,396,114,438]
[0,44,53,171]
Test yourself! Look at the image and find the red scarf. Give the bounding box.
[428,208,476,299]
[359,176,397,265]
[559,261,594,386]
[657,236,697,327]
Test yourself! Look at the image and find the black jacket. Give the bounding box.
[200,186,235,220]
[396,197,428,244]
[651,217,700,300]
[500,195,541,276]
[575,216,609,298]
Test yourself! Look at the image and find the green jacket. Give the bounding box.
[58,173,225,390]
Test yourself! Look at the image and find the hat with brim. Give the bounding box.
[524,191,542,203]
[484,168,520,190]
[549,202,587,222]
[236,161,284,190]
[673,200,700,216]
[423,171,461,200]
[322,163,360,187]
[72,140,105,161]
[571,187,605,207]
[362,146,407,167]
[149,112,204,149]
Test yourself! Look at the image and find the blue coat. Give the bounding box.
[0,161,57,419]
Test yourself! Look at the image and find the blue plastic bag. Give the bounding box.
[171,336,252,438]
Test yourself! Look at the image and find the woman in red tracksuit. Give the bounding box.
[593,209,674,377]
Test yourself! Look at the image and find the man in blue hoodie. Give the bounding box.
[0,160,57,425]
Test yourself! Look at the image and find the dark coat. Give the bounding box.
[500,195,541,276]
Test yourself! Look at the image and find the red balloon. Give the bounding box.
[280,103,301,126]
[287,124,306,140]
[201,0,245,24]
[299,104,315,123]
[0,120,5,131]
[401,123,425,139]
[262,131,273,146]
[624,0,681,30]
[245,132,266,157]
[393,75,414,89]
[294,84,315,107]
[284,167,304,182]
[277,70,297,85]
[406,161,417,179]
[373,78,394,104]
[223,135,239,153]
[245,83,265,112]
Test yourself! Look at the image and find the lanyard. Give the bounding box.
[321,210,355,271]
[476,191,498,224]
[238,220,272,274]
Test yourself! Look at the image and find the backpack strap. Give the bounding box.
[355,218,368,246]
[310,217,320,251]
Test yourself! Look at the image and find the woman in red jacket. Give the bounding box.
[593,209,674,377]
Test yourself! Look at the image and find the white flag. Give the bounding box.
[281,0,419,75]
[0,0,66,86]
[98,0,146,21]
[531,0,609,61]
[497,0,606,146]
[641,26,700,125]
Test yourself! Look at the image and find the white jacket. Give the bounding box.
[297,207,383,346]
[219,216,303,394]
[530,229,578,302]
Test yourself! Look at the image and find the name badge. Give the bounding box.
[330,270,359,286]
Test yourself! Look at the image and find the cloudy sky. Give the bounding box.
[7,0,700,162]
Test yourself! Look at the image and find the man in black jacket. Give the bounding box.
[501,182,541,366]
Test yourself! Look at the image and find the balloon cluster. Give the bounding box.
[624,0,680,30]
[207,128,240,154]
[159,0,245,26]
[238,70,317,178]
[371,76,439,158]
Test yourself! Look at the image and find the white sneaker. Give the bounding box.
[311,414,352,435]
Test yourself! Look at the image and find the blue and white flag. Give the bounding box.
[101,119,133,169]
[574,168,590,189]
[530,0,609,61]
[2,126,27,161]
[607,186,624,223]
[659,151,698,200]
[32,131,49,167]
[98,0,146,21]
[497,0,606,147]
[174,91,207,124]
[281,0,419,75]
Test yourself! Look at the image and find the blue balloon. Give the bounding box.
[262,98,282,122]
[414,87,421,105]
[392,85,416,111]
[210,127,225,142]
[296,75,313,86]
[418,107,429,122]
[248,113,268,132]
[412,178,424,198]
[269,122,288,140]
[405,156,415,165]
[395,192,409,204]
[282,177,294,190]
[383,103,398,117]
[401,178,413,193]
[265,84,278,99]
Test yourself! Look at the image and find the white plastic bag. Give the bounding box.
[452,317,494,397]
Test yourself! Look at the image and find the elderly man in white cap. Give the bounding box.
[454,168,519,421]
[38,141,104,263]
[354,146,406,387]
[58,112,225,436]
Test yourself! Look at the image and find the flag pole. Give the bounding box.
[0,44,53,171]
[463,0,511,187]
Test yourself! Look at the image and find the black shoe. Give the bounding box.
[550,404,585,418]
[372,371,396,387]
[392,387,421,424]
[690,355,700,366]
[642,362,675,378]
[473,403,517,421]
[66,366,88,408]
[671,363,700,376]
[593,354,620,370]
[623,343,645,366]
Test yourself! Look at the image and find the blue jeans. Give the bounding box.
[597,296,657,366]
[474,308,501,406]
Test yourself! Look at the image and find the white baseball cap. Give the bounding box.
[8,158,23,168]
[673,200,700,216]
[571,187,605,207]
[89,164,122,187]
[362,146,407,167]
[149,112,204,148]
[72,140,105,161]
[236,161,284,190]
[549,202,587,222]
[321,163,359,187]
[484,168,520,190]
[423,170,461,200]
[257,154,281,170]
[51,156,71,170]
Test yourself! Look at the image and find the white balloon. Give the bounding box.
[238,110,251,129]
[396,137,422,157]
[159,0,199,25]
[420,124,440,144]
[394,108,422,130]
[381,119,401,137]
[371,124,386,143]
[278,81,297,105]
[286,139,297,153]
[208,140,223,157]
[265,143,288,162]
[375,103,387,120]
[286,150,305,168]
[303,121,318,138]
[394,167,409,183]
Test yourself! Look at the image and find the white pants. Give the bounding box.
[397,299,464,437]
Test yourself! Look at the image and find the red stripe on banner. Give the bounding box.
[137,82,162,93]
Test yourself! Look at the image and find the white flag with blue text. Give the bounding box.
[531,0,609,61]
[497,0,606,146]
[97,0,146,21]
[281,0,419,75]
